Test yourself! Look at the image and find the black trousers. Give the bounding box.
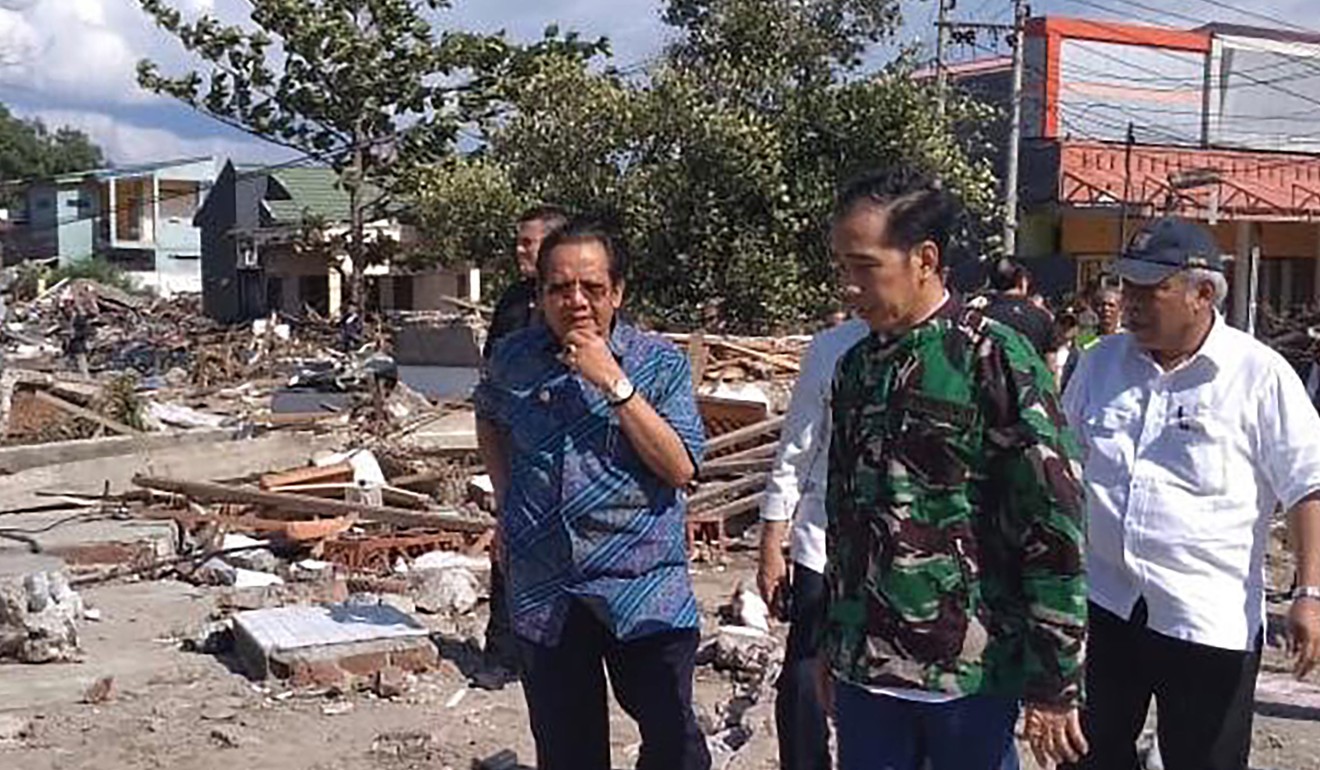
[483,561,520,669]
[518,600,712,770]
[1066,601,1261,770]
[775,566,831,770]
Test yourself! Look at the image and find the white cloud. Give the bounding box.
[0,0,241,108]
[21,107,295,167]
[4,0,1318,169]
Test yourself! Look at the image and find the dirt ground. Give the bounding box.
[3,548,1320,770]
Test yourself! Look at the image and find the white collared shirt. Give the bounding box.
[1063,313,1320,651]
[760,318,870,574]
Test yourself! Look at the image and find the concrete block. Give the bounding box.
[394,324,482,367]
[232,604,435,682]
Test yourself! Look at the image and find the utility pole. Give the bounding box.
[1003,0,1027,257]
[1118,121,1135,254]
[935,0,953,117]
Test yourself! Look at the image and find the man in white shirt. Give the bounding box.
[1061,218,1320,770]
[758,313,869,770]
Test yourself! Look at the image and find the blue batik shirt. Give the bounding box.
[473,321,706,646]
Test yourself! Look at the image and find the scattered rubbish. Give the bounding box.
[445,688,468,709]
[410,550,491,573]
[731,582,770,633]
[0,714,32,743]
[81,675,114,705]
[372,666,409,699]
[410,567,480,615]
[0,568,84,663]
[233,569,285,589]
[475,748,520,770]
[321,700,354,717]
[371,730,435,762]
[209,726,244,749]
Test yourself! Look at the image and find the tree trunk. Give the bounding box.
[347,130,366,313]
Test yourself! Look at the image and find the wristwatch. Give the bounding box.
[605,376,636,408]
[1293,585,1320,603]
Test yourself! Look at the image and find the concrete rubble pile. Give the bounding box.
[0,566,87,663]
[696,585,784,761]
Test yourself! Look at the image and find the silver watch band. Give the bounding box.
[1293,585,1320,602]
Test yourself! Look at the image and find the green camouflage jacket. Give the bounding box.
[823,297,1087,707]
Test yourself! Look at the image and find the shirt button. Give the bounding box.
[539,389,551,404]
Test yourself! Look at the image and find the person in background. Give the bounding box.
[476,203,569,688]
[482,204,570,359]
[819,169,1088,770]
[475,218,710,770]
[1076,283,1123,351]
[758,304,869,770]
[1049,311,1080,389]
[1061,218,1320,770]
[982,258,1056,358]
[1064,284,1123,388]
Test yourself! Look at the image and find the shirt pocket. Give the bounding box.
[1154,405,1228,496]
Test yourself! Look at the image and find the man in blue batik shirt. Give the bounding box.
[474,217,711,770]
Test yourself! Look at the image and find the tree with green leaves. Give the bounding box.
[137,0,602,308]
[0,103,105,206]
[416,0,999,332]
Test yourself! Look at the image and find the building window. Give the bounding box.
[159,180,199,221]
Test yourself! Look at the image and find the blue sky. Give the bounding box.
[0,0,1312,166]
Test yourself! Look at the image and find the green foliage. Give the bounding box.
[0,103,105,206]
[402,158,524,289]
[136,0,604,306]
[414,0,1000,332]
[49,257,139,294]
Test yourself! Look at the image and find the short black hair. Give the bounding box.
[834,169,963,261]
[536,216,629,286]
[989,257,1031,292]
[517,203,570,231]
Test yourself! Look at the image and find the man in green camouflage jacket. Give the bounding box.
[819,170,1090,770]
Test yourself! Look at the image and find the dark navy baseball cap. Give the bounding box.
[1110,218,1226,286]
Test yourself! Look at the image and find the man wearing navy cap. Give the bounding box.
[1058,218,1320,769]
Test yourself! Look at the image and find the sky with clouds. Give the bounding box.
[0,0,1313,167]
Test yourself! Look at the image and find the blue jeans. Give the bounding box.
[836,683,1021,770]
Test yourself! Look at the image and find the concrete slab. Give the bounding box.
[232,604,436,682]
[236,604,429,652]
[397,366,480,401]
[0,430,338,511]
[393,410,477,453]
[0,428,233,475]
[394,324,482,367]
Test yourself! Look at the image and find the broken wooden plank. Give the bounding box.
[438,294,494,315]
[259,462,354,490]
[699,457,775,479]
[706,415,785,455]
[32,389,141,435]
[709,339,800,373]
[138,508,356,542]
[132,475,490,534]
[688,331,707,385]
[268,482,432,510]
[715,442,779,463]
[688,473,768,510]
[690,491,767,522]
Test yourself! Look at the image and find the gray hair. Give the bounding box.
[1183,268,1229,308]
